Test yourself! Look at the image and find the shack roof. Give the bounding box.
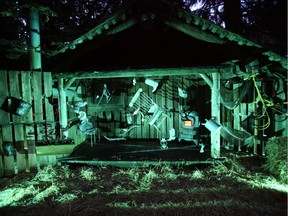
[1,0,287,78]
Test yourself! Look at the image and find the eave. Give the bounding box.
[54,65,241,80]
[47,0,287,71]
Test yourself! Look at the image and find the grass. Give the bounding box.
[80,167,97,180]
[263,136,287,184]
[0,154,287,216]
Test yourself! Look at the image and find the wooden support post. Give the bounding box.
[29,7,42,170]
[199,74,213,88]
[221,103,227,147]
[58,78,68,138]
[211,73,221,158]
[64,78,76,91]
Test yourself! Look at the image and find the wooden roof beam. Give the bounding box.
[47,8,133,57]
[54,66,235,79]
[160,15,227,44]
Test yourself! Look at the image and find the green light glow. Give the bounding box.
[104,185,233,195]
[236,176,288,193]
[106,199,237,209]
[0,163,286,213]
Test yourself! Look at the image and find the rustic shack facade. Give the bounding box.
[0,0,287,176]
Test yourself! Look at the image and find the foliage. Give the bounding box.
[0,0,127,59]
[263,136,288,184]
[181,0,225,26]
[180,0,286,53]
[0,0,286,60]
[80,166,97,180]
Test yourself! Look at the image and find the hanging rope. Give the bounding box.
[250,72,271,130]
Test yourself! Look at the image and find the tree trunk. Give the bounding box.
[29,7,42,71]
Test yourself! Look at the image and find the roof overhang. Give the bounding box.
[46,0,287,73]
[54,65,244,80]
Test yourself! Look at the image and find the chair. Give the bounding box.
[77,111,99,147]
[129,88,171,138]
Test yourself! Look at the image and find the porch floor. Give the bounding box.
[60,139,228,167]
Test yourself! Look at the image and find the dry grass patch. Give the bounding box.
[0,155,287,216]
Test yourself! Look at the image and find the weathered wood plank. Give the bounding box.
[211,73,221,158]
[119,92,127,137]
[133,84,140,139]
[160,80,168,139]
[240,102,248,151]
[0,71,15,175]
[149,82,156,139]
[142,81,149,139]
[54,66,235,79]
[43,72,55,142]
[0,127,4,176]
[21,71,37,170]
[36,144,76,155]
[32,72,46,168]
[36,155,49,167]
[178,77,185,139]
[37,155,58,167]
[32,72,43,142]
[221,104,228,147]
[166,79,174,138]
[9,71,26,173]
[43,72,54,122]
[173,79,180,139]
[58,78,68,139]
[233,83,241,151]
[66,96,77,143]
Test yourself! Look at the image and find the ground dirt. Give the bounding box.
[0,152,287,216]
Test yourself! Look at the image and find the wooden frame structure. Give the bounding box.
[0,0,287,176]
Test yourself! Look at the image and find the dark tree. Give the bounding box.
[223,0,243,34]
[0,0,286,61]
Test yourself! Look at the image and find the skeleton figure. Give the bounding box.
[70,101,87,113]
[70,101,98,147]
[95,84,111,105]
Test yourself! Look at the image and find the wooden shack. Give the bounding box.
[0,0,287,176]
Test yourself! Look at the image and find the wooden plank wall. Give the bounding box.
[213,78,287,154]
[99,76,281,153]
[1,71,285,176]
[87,76,206,141]
[21,71,38,170]
[0,71,76,176]
[9,71,26,173]
[0,71,14,176]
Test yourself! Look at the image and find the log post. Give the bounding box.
[211,73,221,158]
[58,79,68,138]
[29,7,42,71]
